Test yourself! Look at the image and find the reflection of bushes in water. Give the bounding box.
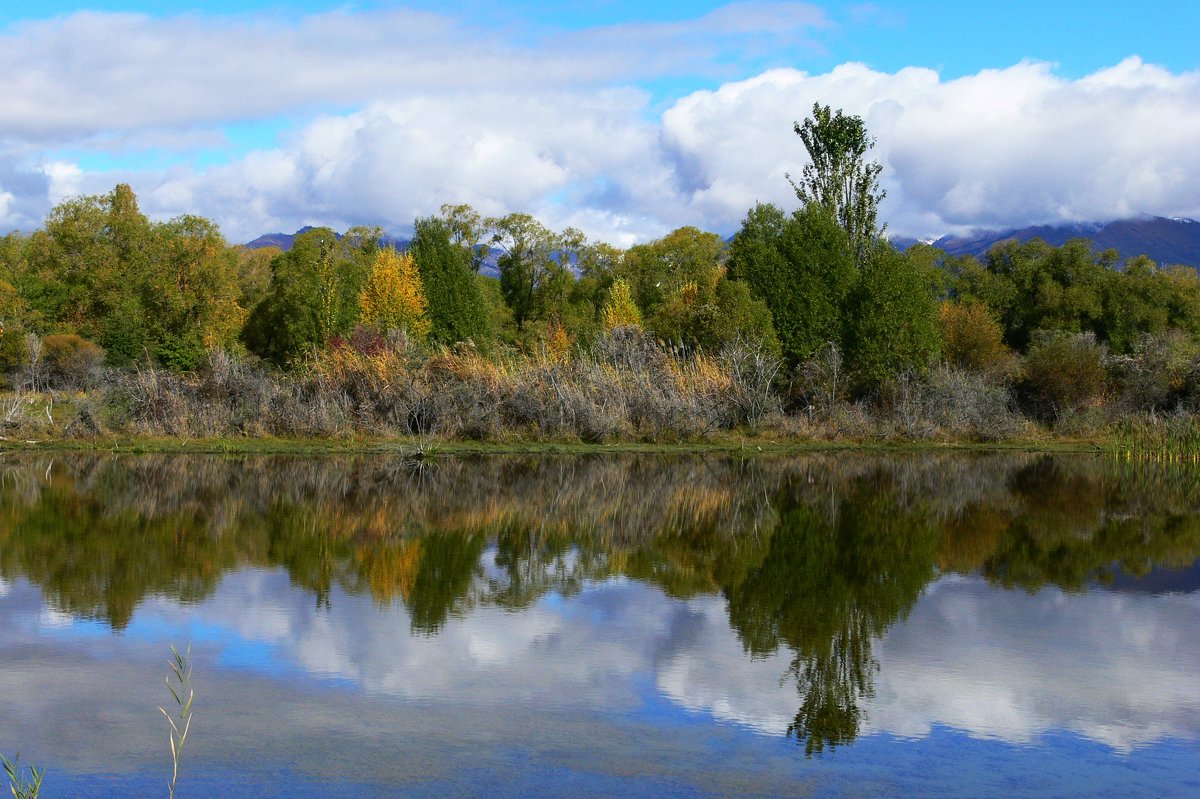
[978,457,1200,590]
[0,463,260,628]
[0,452,1198,630]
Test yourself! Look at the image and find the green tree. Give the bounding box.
[24,184,153,362]
[439,203,488,273]
[729,203,856,363]
[488,213,569,330]
[788,103,886,264]
[242,228,367,365]
[622,226,726,314]
[844,243,941,389]
[146,215,244,369]
[409,216,490,344]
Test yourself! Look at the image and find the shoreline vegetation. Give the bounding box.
[3,105,1200,460]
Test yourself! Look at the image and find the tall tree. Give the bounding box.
[488,213,566,330]
[438,204,488,273]
[409,216,490,344]
[788,103,886,265]
[729,203,856,364]
[242,227,367,365]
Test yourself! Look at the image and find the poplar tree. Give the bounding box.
[788,103,886,266]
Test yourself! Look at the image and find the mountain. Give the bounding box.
[913,216,1200,267]
[243,226,411,252]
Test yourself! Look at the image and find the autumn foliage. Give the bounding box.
[358,249,430,341]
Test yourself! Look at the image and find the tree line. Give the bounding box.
[3,104,1200,428]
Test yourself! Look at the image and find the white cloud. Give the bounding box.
[137,569,1200,752]
[0,5,827,142]
[660,57,1200,237]
[1,6,1198,242]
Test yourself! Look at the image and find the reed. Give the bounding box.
[1,753,43,799]
[1114,412,1200,463]
[159,644,194,799]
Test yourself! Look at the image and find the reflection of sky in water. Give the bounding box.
[0,562,1198,798]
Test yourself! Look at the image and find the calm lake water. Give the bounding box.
[0,452,1197,798]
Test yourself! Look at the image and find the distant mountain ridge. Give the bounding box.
[243,226,498,278]
[244,226,411,253]
[894,216,1200,267]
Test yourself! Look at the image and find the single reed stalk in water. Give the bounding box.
[1,753,44,799]
[159,644,194,799]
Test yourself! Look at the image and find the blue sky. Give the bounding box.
[1,2,1198,242]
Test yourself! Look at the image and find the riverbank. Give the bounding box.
[0,415,1116,457]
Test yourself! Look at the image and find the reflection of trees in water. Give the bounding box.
[0,452,1199,747]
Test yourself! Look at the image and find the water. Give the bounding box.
[0,452,1197,797]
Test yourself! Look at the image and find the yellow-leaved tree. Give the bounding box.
[601,277,642,331]
[358,249,431,340]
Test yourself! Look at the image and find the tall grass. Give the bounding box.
[1115,411,1200,462]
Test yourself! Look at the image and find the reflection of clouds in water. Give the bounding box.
[158,570,674,708]
[37,606,77,629]
[869,577,1200,751]
[656,575,1200,752]
[656,595,795,734]
[28,567,1200,755]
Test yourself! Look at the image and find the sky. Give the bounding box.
[1,1,1199,244]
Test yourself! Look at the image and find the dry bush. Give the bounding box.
[879,367,1021,441]
[938,300,1015,378]
[1108,331,1200,412]
[1018,331,1108,422]
[42,333,105,389]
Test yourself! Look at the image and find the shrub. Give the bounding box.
[939,300,1014,377]
[1108,330,1200,412]
[42,333,105,388]
[1019,331,1107,420]
[881,366,1020,440]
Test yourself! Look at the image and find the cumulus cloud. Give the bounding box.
[662,57,1200,237]
[1,5,1198,243]
[0,4,827,141]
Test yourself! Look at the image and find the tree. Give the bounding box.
[358,248,430,340]
[409,216,490,344]
[844,243,941,389]
[242,227,367,365]
[24,184,153,363]
[488,213,567,330]
[938,300,1013,376]
[439,203,488,273]
[788,103,886,265]
[729,203,856,364]
[601,278,642,330]
[147,215,243,369]
[622,227,726,314]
